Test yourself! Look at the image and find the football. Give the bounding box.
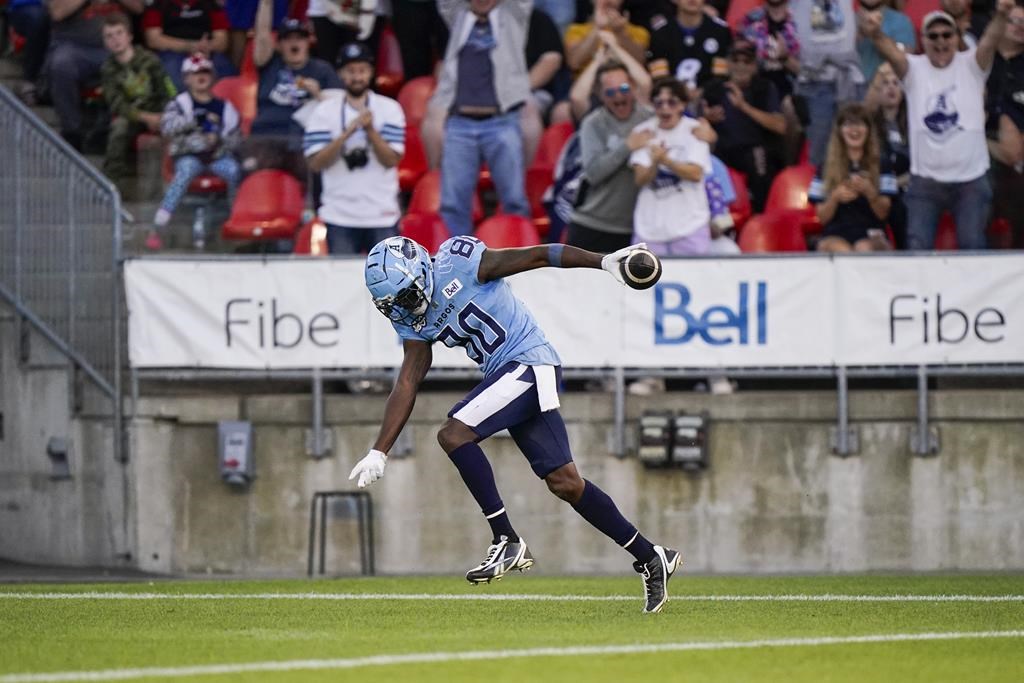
[619,248,662,290]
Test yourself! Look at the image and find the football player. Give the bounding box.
[351,236,681,613]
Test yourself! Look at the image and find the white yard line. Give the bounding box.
[1,630,1021,682]
[1,592,1023,602]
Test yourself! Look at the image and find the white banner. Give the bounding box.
[125,255,1024,370]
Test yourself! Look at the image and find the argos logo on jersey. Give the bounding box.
[442,279,463,299]
[654,282,767,346]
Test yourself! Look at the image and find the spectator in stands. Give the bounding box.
[862,3,1014,249]
[738,0,804,165]
[630,77,713,254]
[99,12,175,179]
[46,0,144,151]
[791,0,863,169]
[568,30,652,120]
[985,2,1024,247]
[647,0,731,92]
[809,103,896,252]
[430,0,532,236]
[9,0,50,105]
[303,42,405,254]
[856,0,915,83]
[306,0,376,67]
[864,61,910,248]
[567,59,654,252]
[245,6,340,181]
[739,0,800,102]
[223,0,288,69]
[702,39,786,212]
[391,0,449,80]
[564,0,649,77]
[143,0,237,92]
[622,0,677,31]
[146,54,241,250]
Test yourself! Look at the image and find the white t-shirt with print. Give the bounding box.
[303,92,406,228]
[903,48,990,182]
[629,117,712,242]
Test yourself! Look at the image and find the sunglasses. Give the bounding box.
[602,83,631,98]
[653,97,682,108]
[925,30,955,41]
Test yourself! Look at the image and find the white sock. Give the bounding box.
[154,208,171,227]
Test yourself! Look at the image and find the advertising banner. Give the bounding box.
[125,255,1024,370]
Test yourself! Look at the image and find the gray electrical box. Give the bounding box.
[218,421,254,487]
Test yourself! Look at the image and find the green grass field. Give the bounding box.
[2,574,1023,682]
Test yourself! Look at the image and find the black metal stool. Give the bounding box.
[307,490,375,576]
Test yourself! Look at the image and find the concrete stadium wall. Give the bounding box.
[0,314,129,568]
[129,387,1024,577]
[2,304,1021,575]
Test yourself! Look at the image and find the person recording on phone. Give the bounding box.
[303,42,406,255]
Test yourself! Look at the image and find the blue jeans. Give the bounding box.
[904,174,992,250]
[440,111,529,236]
[47,40,107,134]
[795,81,836,170]
[324,223,398,255]
[160,154,241,215]
[159,50,238,92]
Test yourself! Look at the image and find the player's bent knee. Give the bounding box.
[545,467,584,503]
[437,418,475,454]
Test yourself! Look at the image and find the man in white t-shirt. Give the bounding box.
[629,77,713,255]
[303,42,406,254]
[860,2,1013,250]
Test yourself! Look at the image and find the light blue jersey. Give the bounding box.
[391,236,561,377]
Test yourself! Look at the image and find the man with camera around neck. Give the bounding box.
[303,42,406,254]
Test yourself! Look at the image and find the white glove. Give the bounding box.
[600,243,647,286]
[348,449,387,489]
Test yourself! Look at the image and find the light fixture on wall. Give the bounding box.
[636,411,709,471]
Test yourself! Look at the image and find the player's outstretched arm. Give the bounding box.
[478,243,645,287]
[349,339,432,488]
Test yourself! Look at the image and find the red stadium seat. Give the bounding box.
[474,213,540,248]
[212,76,258,136]
[292,217,329,256]
[934,212,958,250]
[408,170,484,224]
[727,166,752,231]
[398,125,428,193]
[397,76,436,129]
[530,121,574,169]
[375,23,405,97]
[240,37,257,81]
[725,0,760,32]
[737,212,808,253]
[399,212,451,253]
[764,163,822,234]
[222,169,305,240]
[525,166,553,238]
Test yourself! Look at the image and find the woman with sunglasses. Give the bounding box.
[859,0,1015,249]
[809,103,896,252]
